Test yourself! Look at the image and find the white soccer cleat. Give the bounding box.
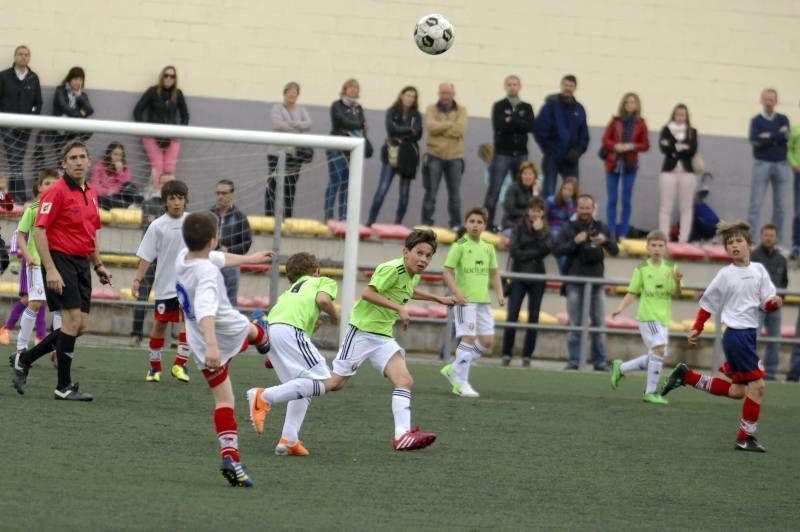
[459,382,480,398]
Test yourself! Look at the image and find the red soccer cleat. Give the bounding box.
[393,427,437,452]
[264,358,273,369]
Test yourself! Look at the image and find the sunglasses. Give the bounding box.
[163,73,176,79]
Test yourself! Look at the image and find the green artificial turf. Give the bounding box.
[1,347,798,531]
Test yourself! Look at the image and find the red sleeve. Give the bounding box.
[765,299,781,313]
[602,119,618,151]
[692,308,711,332]
[635,120,650,152]
[35,184,62,230]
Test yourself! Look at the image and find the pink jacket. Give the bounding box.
[90,162,132,197]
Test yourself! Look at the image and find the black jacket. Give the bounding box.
[509,219,551,274]
[659,126,698,172]
[0,66,42,115]
[133,86,189,125]
[554,218,619,278]
[492,98,534,156]
[210,205,252,256]
[384,106,422,143]
[53,84,94,118]
[501,181,534,228]
[329,99,365,136]
[751,245,788,289]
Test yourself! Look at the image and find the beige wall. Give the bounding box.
[4,0,799,136]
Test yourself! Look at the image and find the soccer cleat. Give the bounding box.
[459,382,480,398]
[0,327,10,345]
[735,436,766,453]
[9,350,29,395]
[393,427,437,452]
[660,363,688,397]
[440,364,456,385]
[642,393,669,405]
[246,387,271,434]
[264,357,273,369]
[610,360,623,390]
[145,369,161,383]
[275,437,309,456]
[54,383,93,401]
[220,456,254,487]
[171,364,190,383]
[9,256,20,275]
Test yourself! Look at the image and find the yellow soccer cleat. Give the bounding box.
[145,369,161,382]
[275,437,309,456]
[171,364,189,383]
[246,387,271,434]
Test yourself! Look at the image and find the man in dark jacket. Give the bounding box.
[0,45,43,202]
[554,194,619,370]
[751,223,788,380]
[483,75,535,231]
[210,179,253,306]
[533,74,589,198]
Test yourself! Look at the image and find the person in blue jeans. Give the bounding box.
[366,86,422,226]
[533,74,590,198]
[747,88,791,238]
[751,224,787,380]
[601,92,651,240]
[325,78,367,221]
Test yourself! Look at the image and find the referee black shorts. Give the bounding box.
[43,251,92,313]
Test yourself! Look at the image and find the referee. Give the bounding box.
[11,141,112,400]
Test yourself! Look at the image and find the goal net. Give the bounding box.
[0,113,364,349]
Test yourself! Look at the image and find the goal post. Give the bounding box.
[0,112,365,342]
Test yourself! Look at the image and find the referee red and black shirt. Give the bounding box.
[35,173,102,257]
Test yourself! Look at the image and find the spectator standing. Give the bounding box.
[658,104,698,243]
[747,89,790,238]
[325,78,366,221]
[788,102,800,258]
[210,179,252,306]
[90,142,143,209]
[554,194,619,370]
[52,66,93,149]
[266,81,312,218]
[483,75,535,231]
[133,66,189,192]
[534,75,589,197]
[0,45,43,202]
[366,86,423,226]
[501,161,538,233]
[502,197,551,367]
[602,92,650,240]
[11,141,113,400]
[421,82,468,230]
[751,224,787,380]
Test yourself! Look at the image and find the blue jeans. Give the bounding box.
[788,311,800,380]
[484,153,527,227]
[221,266,240,308]
[566,283,607,367]
[793,170,800,248]
[541,154,580,198]
[747,160,789,238]
[325,149,350,220]
[421,155,463,228]
[606,167,638,240]
[759,310,781,378]
[366,163,412,225]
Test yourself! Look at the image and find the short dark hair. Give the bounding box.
[405,229,437,254]
[161,179,189,203]
[216,179,235,192]
[286,252,319,282]
[61,66,85,86]
[464,206,489,224]
[182,211,218,251]
[577,193,594,205]
[34,168,59,196]
[761,223,778,234]
[562,74,577,85]
[717,220,752,247]
[528,196,546,211]
[61,140,89,161]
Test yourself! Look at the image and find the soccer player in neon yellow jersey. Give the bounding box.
[441,207,505,398]
[610,230,683,404]
[248,230,456,452]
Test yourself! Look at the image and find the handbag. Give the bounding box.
[387,142,400,168]
[295,147,314,164]
[364,137,374,159]
[156,137,172,149]
[691,153,705,174]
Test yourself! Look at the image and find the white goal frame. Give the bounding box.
[0,112,365,341]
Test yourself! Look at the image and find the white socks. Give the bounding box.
[620,354,649,374]
[392,388,411,439]
[646,354,664,394]
[282,398,310,444]
[261,378,325,406]
[16,307,37,351]
[454,341,487,384]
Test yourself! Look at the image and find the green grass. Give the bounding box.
[2,347,798,531]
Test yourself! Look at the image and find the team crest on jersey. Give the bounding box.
[157,303,166,315]
[41,202,52,214]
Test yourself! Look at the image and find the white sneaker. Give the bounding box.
[459,382,480,398]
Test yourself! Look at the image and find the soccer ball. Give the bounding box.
[414,14,455,55]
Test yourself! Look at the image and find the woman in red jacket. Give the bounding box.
[602,93,650,240]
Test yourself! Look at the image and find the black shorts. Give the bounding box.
[43,251,92,313]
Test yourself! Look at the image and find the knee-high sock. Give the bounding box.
[684,369,732,396]
[454,342,477,384]
[392,388,412,439]
[16,307,37,351]
[19,329,60,366]
[174,331,190,366]
[620,354,649,374]
[149,337,164,371]
[56,332,76,390]
[5,300,25,329]
[261,378,325,406]
[282,398,310,444]
[737,397,761,441]
[473,340,488,360]
[645,354,664,394]
[214,407,240,461]
[35,307,47,339]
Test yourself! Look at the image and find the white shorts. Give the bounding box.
[454,303,495,337]
[333,325,404,377]
[268,323,332,382]
[639,321,669,350]
[27,265,46,302]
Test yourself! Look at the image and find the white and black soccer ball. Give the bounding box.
[414,13,455,55]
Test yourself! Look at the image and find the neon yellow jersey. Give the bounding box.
[17,201,40,265]
[627,259,677,325]
[267,275,338,336]
[349,258,420,337]
[444,236,498,303]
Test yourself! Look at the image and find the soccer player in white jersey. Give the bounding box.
[133,180,192,383]
[175,211,272,487]
[246,252,340,456]
[661,221,781,452]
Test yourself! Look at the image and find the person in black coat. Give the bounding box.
[502,196,551,366]
[39,66,94,169]
[657,104,698,243]
[501,160,539,231]
[0,45,43,202]
[366,86,423,226]
[133,65,189,190]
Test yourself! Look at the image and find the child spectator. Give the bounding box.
[546,177,578,271]
[501,161,539,234]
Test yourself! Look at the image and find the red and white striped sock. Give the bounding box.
[214,407,240,461]
[684,369,731,396]
[149,337,164,372]
[737,397,760,441]
[174,331,189,367]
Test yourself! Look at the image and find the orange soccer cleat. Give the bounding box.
[275,437,309,456]
[246,387,271,434]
